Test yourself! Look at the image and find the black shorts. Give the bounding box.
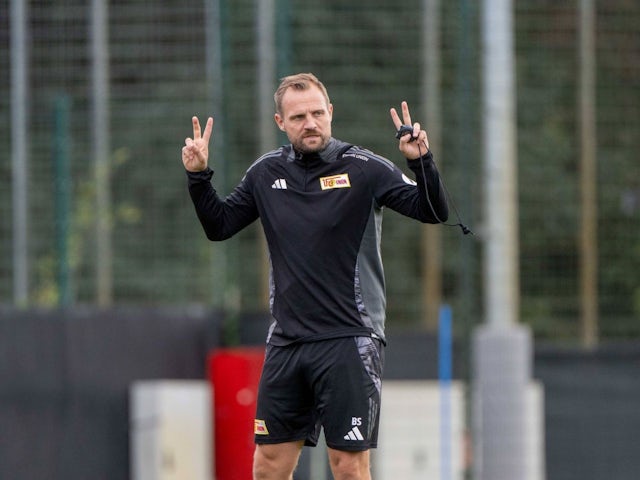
[254,336,384,451]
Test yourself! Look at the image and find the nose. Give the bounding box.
[303,114,317,130]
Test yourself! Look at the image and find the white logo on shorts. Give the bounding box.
[343,426,364,441]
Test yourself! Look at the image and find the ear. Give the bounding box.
[274,113,285,131]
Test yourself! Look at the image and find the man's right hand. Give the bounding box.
[182,116,213,172]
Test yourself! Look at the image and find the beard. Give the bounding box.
[291,132,330,154]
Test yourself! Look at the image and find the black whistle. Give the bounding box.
[395,125,416,142]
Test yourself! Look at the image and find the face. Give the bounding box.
[274,85,333,153]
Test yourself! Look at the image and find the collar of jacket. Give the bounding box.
[288,137,351,166]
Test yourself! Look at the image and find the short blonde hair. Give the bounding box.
[274,73,330,115]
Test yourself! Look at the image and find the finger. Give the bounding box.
[202,117,213,143]
[389,107,402,129]
[422,132,430,150]
[401,101,412,126]
[183,141,199,156]
[413,122,421,137]
[192,116,201,140]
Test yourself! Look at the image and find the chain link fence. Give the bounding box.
[1,0,638,341]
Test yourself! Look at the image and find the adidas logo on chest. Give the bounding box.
[271,178,287,189]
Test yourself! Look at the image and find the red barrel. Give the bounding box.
[208,347,265,480]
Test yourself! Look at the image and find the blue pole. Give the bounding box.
[439,304,453,480]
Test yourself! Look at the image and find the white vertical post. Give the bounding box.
[205,0,229,310]
[482,0,519,327]
[10,0,29,306]
[256,0,277,310]
[257,0,276,152]
[91,0,112,306]
[474,1,537,479]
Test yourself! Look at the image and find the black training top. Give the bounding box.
[187,137,448,346]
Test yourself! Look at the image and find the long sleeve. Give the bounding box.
[186,167,259,240]
[365,149,449,224]
[406,151,449,223]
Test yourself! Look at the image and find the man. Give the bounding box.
[182,73,448,480]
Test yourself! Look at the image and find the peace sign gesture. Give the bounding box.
[389,101,429,160]
[182,116,213,172]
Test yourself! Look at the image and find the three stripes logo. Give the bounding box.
[343,426,365,441]
[271,178,287,189]
[344,417,364,441]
